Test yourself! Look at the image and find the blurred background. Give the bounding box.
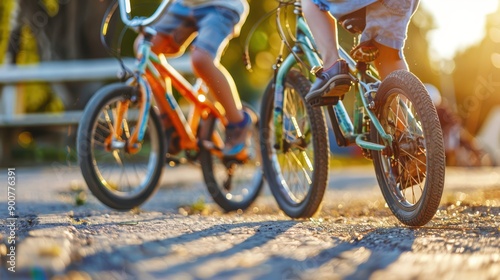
[0,0,499,167]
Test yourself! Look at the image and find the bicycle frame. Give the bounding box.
[111,0,227,156]
[272,0,392,152]
[80,0,265,212]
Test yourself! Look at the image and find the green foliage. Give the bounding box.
[404,7,441,87]
[0,0,15,64]
[452,6,500,134]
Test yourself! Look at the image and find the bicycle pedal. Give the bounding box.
[308,96,340,107]
[223,149,249,164]
[327,79,352,95]
[165,155,183,166]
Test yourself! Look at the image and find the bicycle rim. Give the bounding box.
[201,106,264,211]
[261,70,329,218]
[371,70,445,226]
[376,93,428,205]
[78,85,165,209]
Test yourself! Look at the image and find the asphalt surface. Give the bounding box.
[0,164,499,280]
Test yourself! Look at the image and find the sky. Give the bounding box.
[421,0,499,61]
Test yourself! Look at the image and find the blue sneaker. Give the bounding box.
[223,110,253,157]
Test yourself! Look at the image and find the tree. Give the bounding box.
[9,0,114,61]
[0,0,16,64]
[452,4,500,134]
[6,0,116,110]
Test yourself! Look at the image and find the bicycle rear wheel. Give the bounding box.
[260,70,329,218]
[370,70,445,226]
[199,104,264,212]
[77,84,166,210]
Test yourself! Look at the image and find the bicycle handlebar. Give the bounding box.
[118,0,171,27]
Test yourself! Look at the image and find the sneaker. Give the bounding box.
[305,59,352,105]
[223,110,253,157]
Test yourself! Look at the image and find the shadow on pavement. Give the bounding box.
[219,228,417,279]
[70,220,298,279]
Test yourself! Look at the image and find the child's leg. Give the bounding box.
[134,33,185,56]
[302,0,352,102]
[373,42,409,79]
[301,0,340,68]
[190,6,247,124]
[191,47,244,123]
[361,0,419,79]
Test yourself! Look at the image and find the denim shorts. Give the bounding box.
[153,3,241,59]
[312,0,420,51]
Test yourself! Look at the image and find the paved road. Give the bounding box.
[1,164,499,279]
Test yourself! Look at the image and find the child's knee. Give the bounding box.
[151,33,182,55]
[134,33,182,56]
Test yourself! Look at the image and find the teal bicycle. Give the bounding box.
[258,0,445,226]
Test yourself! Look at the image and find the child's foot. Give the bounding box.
[305,59,352,105]
[223,110,253,158]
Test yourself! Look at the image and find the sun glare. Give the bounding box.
[421,0,499,61]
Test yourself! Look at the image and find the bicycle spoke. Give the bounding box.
[389,93,430,199]
[85,95,162,198]
[289,150,313,184]
[277,83,316,201]
[301,150,314,171]
[112,150,123,166]
[283,152,307,201]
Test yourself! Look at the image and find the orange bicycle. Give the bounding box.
[77,0,263,211]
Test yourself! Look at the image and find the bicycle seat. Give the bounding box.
[339,8,366,34]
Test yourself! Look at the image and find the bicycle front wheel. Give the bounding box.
[199,104,264,212]
[260,70,329,218]
[77,84,166,210]
[370,70,445,226]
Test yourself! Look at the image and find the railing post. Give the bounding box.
[0,86,18,118]
[0,87,18,166]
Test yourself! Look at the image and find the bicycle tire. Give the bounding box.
[199,104,264,212]
[77,84,166,210]
[370,70,445,226]
[260,70,329,218]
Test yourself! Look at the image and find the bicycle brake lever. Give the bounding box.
[243,53,253,72]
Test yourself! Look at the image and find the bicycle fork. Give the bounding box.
[106,32,155,155]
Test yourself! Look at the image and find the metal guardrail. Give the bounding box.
[0,56,191,165]
[0,58,135,84]
[0,56,191,126]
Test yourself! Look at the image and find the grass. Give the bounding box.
[330,155,372,168]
